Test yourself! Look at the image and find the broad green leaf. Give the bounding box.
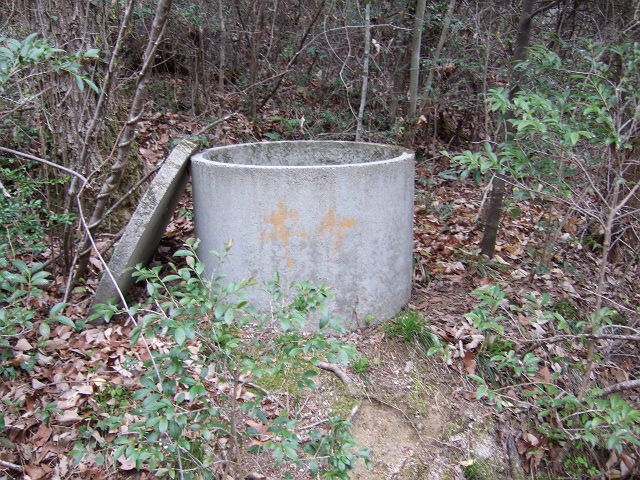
[55,316,75,328]
[84,77,100,94]
[49,302,66,316]
[174,327,186,345]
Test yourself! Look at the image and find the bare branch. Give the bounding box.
[316,361,358,396]
[0,459,23,473]
[599,379,640,397]
[0,146,87,184]
[531,0,563,19]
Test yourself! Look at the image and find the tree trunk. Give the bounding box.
[480,173,507,256]
[61,0,135,271]
[422,0,457,98]
[355,1,371,141]
[408,0,427,117]
[480,0,535,258]
[218,0,226,95]
[72,0,173,286]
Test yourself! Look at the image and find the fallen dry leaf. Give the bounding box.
[31,378,47,390]
[464,334,485,350]
[32,423,52,447]
[56,409,83,426]
[537,366,551,383]
[25,464,49,480]
[15,338,33,351]
[464,350,476,375]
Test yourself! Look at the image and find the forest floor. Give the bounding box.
[1,109,639,479]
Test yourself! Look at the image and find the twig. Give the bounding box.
[599,379,640,397]
[245,381,288,411]
[531,0,562,19]
[475,173,494,223]
[256,0,326,113]
[520,332,640,355]
[297,418,329,431]
[193,112,237,136]
[74,195,164,385]
[0,459,23,473]
[0,180,10,198]
[581,287,640,315]
[316,361,358,396]
[0,146,87,185]
[94,163,163,228]
[214,372,289,411]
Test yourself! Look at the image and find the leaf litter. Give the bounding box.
[1,115,639,479]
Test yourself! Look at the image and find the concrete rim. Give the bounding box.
[191,141,413,169]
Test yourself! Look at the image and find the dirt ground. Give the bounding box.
[289,290,523,480]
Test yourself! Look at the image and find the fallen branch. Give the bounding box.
[599,379,640,397]
[245,381,288,411]
[214,373,289,411]
[316,361,358,396]
[296,418,328,431]
[0,459,23,473]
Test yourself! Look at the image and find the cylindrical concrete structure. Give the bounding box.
[190,141,414,331]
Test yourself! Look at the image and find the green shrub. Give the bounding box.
[0,160,74,255]
[461,285,640,475]
[76,239,370,479]
[0,247,75,377]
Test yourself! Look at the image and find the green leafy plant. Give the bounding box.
[0,247,75,377]
[264,116,303,141]
[351,356,370,375]
[384,309,425,342]
[77,239,369,479]
[302,416,372,478]
[0,33,99,94]
[460,285,640,475]
[385,310,438,363]
[463,284,507,335]
[94,383,134,415]
[0,160,74,255]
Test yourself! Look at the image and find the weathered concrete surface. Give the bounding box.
[190,141,414,331]
[91,139,199,314]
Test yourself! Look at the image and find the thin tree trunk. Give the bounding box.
[479,173,506,256]
[248,0,264,115]
[423,0,457,98]
[62,0,135,272]
[255,0,325,114]
[408,0,427,117]
[218,0,226,94]
[480,0,535,258]
[355,1,371,142]
[72,0,173,286]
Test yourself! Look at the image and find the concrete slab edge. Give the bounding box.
[90,138,199,318]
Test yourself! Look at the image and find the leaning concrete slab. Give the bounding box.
[91,139,199,316]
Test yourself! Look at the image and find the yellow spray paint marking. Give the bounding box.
[261,199,308,268]
[317,208,357,251]
[262,201,357,267]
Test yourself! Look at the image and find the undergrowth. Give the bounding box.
[428,283,640,477]
[76,239,371,479]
